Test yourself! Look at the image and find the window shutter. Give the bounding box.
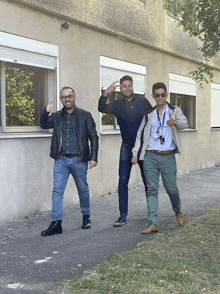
[100,56,146,94]
[101,67,146,94]
[211,83,220,127]
[169,73,197,96]
[0,46,57,69]
[0,31,58,69]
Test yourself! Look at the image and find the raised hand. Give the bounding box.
[103,81,120,96]
[46,101,53,113]
[167,112,176,127]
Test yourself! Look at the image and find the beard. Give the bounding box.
[122,92,133,100]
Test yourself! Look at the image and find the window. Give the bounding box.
[100,56,147,133]
[211,83,220,128]
[169,73,197,129]
[0,32,58,132]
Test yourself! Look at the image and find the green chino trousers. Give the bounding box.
[143,151,181,227]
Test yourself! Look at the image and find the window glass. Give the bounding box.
[101,90,127,130]
[5,63,46,127]
[101,90,115,129]
[0,63,1,128]
[170,93,196,129]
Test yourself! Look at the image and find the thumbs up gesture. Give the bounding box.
[46,101,53,113]
[167,112,176,127]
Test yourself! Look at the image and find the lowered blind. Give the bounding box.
[0,31,58,70]
[0,46,57,69]
[169,73,197,96]
[211,83,220,127]
[101,67,146,94]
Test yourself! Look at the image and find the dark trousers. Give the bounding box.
[118,143,148,216]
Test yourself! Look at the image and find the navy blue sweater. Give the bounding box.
[98,94,153,146]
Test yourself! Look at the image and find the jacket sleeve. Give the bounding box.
[98,95,115,114]
[86,112,99,162]
[145,99,153,111]
[40,108,54,129]
[132,115,146,157]
[172,106,189,130]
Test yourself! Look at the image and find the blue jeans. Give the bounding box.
[118,143,148,216]
[51,155,90,220]
[143,152,181,227]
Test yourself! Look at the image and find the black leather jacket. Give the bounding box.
[40,106,99,162]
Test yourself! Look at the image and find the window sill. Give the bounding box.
[100,130,121,135]
[0,131,52,139]
[211,127,220,131]
[180,128,197,132]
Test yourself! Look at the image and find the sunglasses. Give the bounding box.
[153,93,167,98]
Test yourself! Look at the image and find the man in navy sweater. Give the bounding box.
[98,75,152,226]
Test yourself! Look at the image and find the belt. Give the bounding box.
[147,150,175,156]
[63,154,80,158]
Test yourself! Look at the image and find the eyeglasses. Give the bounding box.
[60,95,74,100]
[154,93,167,98]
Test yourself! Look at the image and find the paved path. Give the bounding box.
[0,166,220,294]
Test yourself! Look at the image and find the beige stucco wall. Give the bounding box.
[13,0,220,67]
[0,0,220,223]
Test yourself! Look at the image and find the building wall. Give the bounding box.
[0,0,220,223]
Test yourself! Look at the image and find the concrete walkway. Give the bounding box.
[0,166,220,294]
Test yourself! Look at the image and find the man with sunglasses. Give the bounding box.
[40,87,98,236]
[132,82,188,234]
[98,75,152,227]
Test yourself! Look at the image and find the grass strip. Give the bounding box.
[59,205,220,294]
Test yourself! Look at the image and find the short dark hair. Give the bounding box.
[152,82,167,94]
[120,75,133,84]
[60,86,75,96]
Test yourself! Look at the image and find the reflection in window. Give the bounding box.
[101,90,126,130]
[5,63,45,127]
[170,93,196,129]
[101,90,115,129]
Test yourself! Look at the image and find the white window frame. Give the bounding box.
[100,56,147,134]
[211,83,220,128]
[0,31,59,133]
[169,73,197,130]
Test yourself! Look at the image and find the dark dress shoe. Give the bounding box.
[41,220,62,236]
[82,215,91,229]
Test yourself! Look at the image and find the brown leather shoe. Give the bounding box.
[176,210,185,227]
[141,224,159,234]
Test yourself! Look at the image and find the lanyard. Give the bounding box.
[156,108,166,132]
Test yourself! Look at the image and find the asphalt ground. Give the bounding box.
[0,165,220,294]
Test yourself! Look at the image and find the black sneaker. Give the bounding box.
[41,220,62,236]
[82,215,91,229]
[114,214,127,227]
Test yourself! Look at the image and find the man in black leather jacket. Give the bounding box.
[40,86,98,236]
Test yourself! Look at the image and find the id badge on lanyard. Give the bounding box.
[155,108,165,144]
